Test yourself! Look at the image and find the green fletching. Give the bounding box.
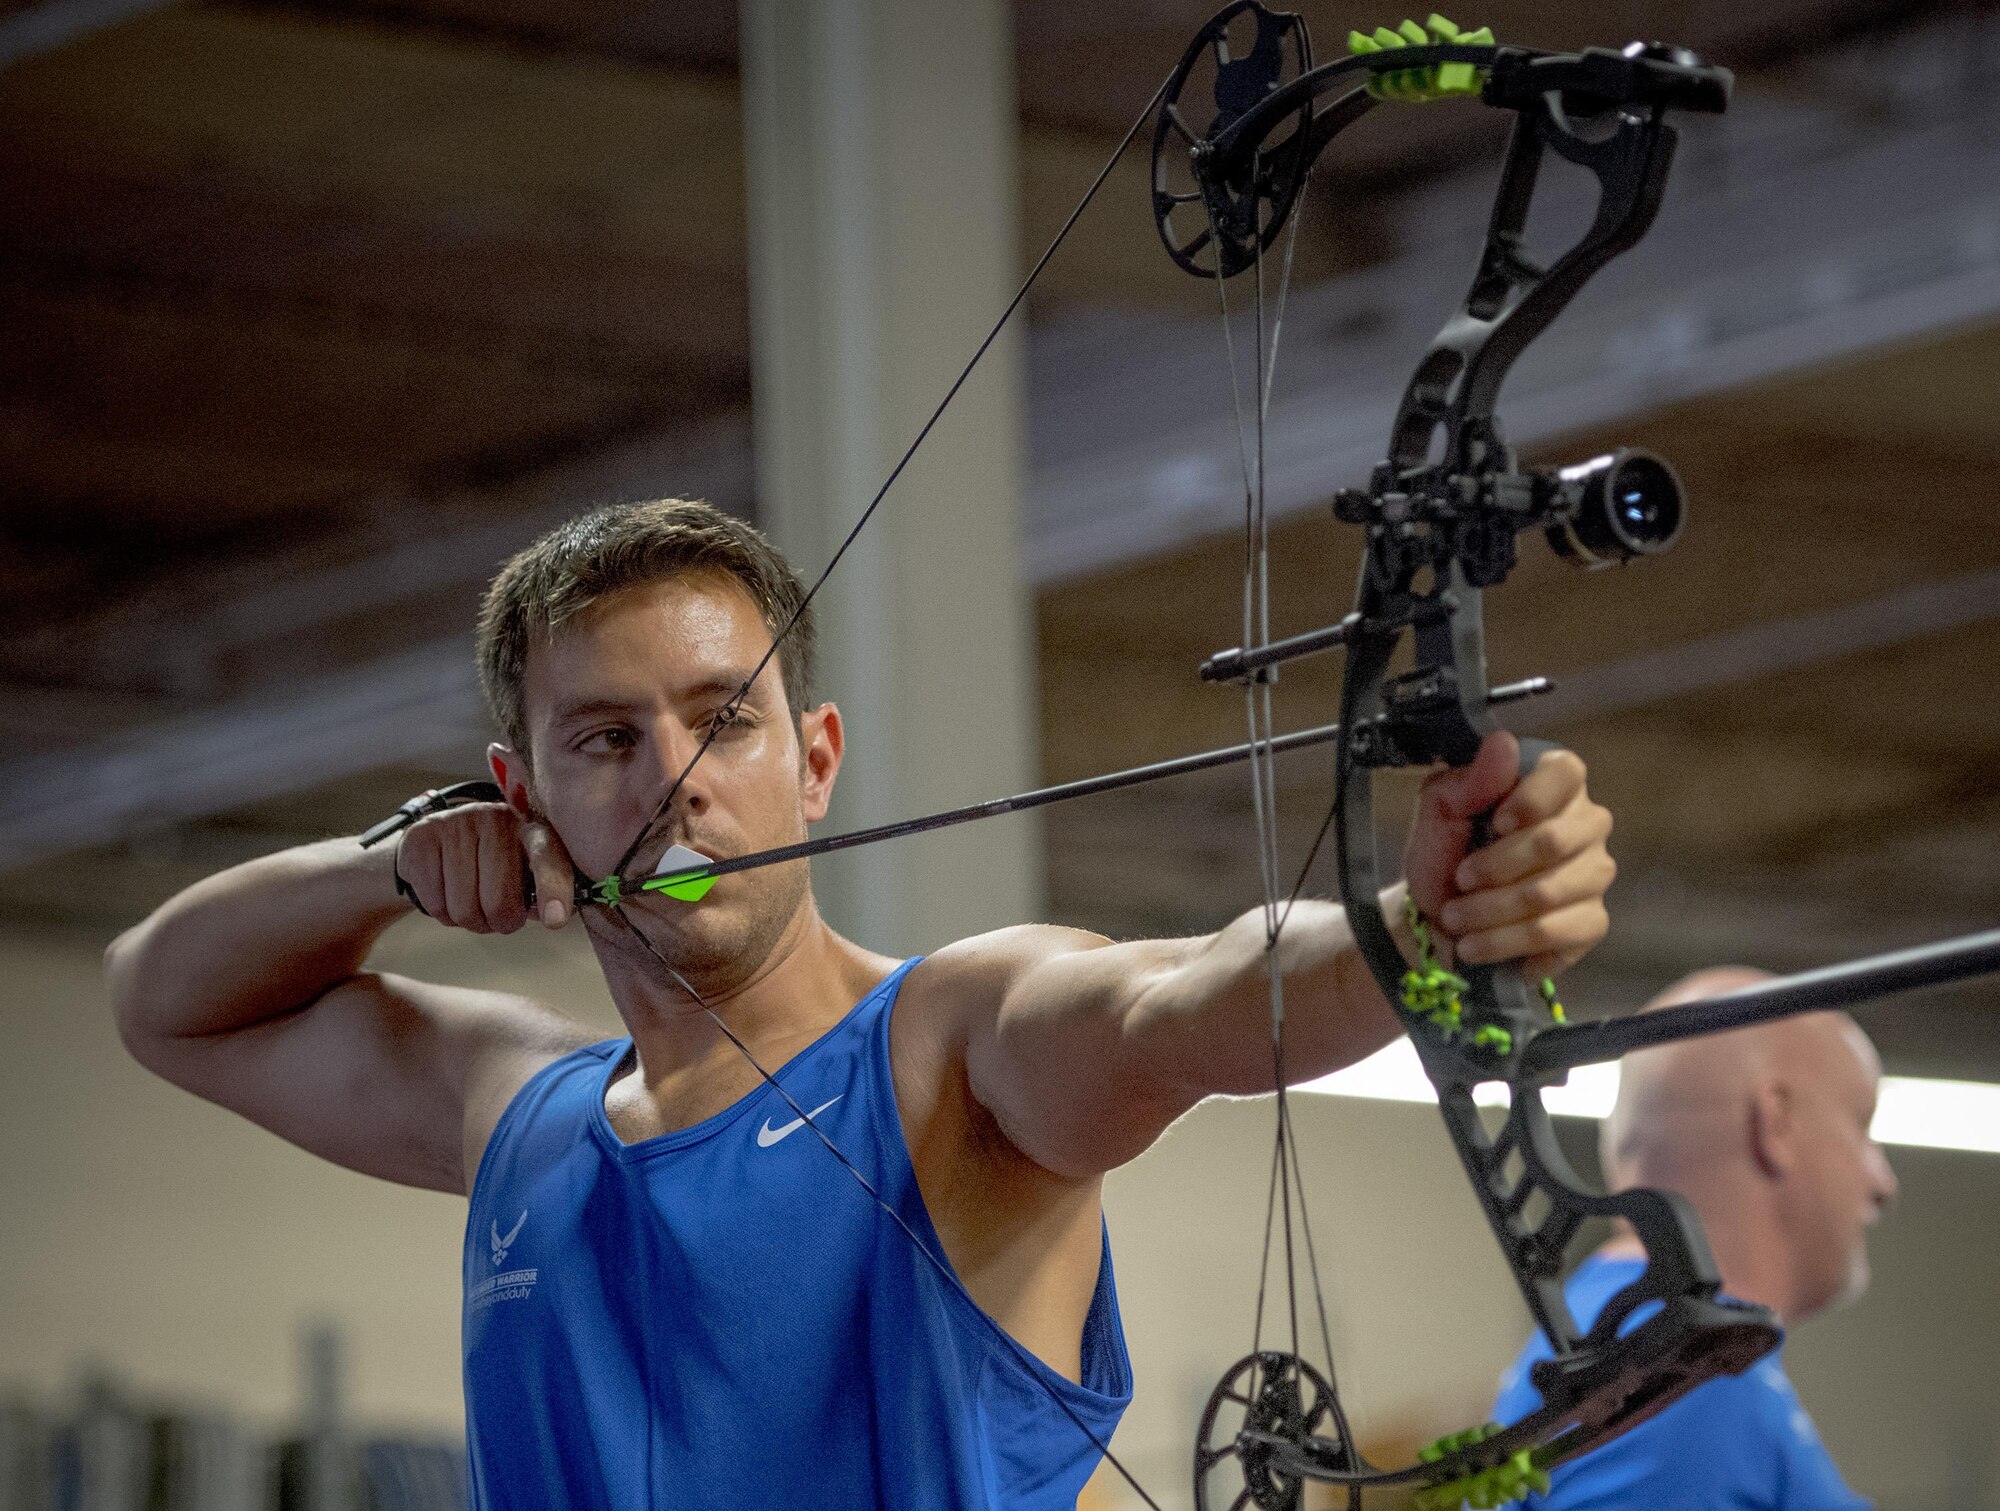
[1427,13,1462,39]
[639,869,719,903]
[1372,24,1406,46]
[1398,17,1428,43]
[1348,28,1382,52]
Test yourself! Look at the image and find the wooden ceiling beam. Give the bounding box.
[0,276,642,519]
[0,6,747,264]
[0,151,750,374]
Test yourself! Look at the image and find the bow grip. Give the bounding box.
[1459,735,1564,1020]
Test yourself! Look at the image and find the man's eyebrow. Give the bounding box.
[682,674,762,703]
[550,696,639,728]
[549,674,768,728]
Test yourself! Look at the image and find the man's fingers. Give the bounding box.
[1455,789,1611,893]
[398,803,568,934]
[521,822,574,928]
[1441,845,1616,937]
[436,821,488,932]
[397,831,447,920]
[477,819,530,934]
[1455,898,1610,969]
[1485,745,1587,839]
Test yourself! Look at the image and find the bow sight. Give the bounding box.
[1157,5,1774,1508]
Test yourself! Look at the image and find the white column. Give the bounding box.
[739,0,1041,957]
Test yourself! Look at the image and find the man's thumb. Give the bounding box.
[1424,730,1522,825]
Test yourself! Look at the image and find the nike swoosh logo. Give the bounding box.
[756,1096,842,1148]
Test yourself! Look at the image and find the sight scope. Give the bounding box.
[1544,448,1686,568]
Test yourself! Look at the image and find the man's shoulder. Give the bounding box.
[906,923,1116,1018]
[923,921,1118,968]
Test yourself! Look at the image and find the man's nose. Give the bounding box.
[1869,1144,1898,1211]
[651,721,713,812]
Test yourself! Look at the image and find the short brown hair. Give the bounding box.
[476,498,816,755]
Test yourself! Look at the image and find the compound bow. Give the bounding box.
[359,9,2000,1508]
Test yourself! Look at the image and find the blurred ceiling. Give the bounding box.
[0,0,1994,1076]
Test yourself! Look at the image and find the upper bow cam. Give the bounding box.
[1162,8,1778,1508]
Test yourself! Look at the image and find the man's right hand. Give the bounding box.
[396,803,578,933]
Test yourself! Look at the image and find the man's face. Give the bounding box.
[512,571,836,975]
[1784,1020,1898,1318]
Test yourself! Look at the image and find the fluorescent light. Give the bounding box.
[1295,1039,1623,1117]
[1297,1039,1437,1105]
[1871,1076,2000,1155]
[1298,1045,2000,1154]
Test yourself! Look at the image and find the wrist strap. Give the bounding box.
[357,780,503,848]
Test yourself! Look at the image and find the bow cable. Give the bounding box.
[1201,136,1367,1502]
[588,74,1180,1511]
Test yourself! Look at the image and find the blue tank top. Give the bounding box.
[462,958,1132,1509]
[1492,1253,1868,1509]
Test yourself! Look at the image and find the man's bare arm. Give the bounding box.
[105,809,590,1194]
[964,736,1615,1178]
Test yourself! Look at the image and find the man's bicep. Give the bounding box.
[132,972,590,1194]
[965,928,1206,1179]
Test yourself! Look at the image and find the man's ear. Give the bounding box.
[488,743,539,821]
[798,704,844,824]
[1749,1079,1796,1180]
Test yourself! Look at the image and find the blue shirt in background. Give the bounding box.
[1492,1252,1869,1510]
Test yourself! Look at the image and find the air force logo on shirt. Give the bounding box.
[471,1208,538,1310]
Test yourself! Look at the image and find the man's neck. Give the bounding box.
[586,900,899,1129]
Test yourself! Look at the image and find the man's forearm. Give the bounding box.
[105,837,409,1047]
[1127,887,1416,1099]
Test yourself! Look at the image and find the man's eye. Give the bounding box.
[707,706,750,735]
[578,728,637,754]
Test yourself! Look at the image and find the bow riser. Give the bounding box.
[1171,7,1775,1503]
[1323,74,1785,1498]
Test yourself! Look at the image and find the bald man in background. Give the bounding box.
[1492,968,1898,1509]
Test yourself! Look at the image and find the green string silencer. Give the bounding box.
[1412,1423,1551,1511]
[1400,894,1565,1055]
[1348,14,1493,102]
[1400,891,1470,1036]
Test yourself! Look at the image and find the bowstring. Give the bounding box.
[604,68,1175,888]
[1204,146,1365,1501]
[586,77,1178,1511]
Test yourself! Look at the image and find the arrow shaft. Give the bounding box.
[629,717,1347,897]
